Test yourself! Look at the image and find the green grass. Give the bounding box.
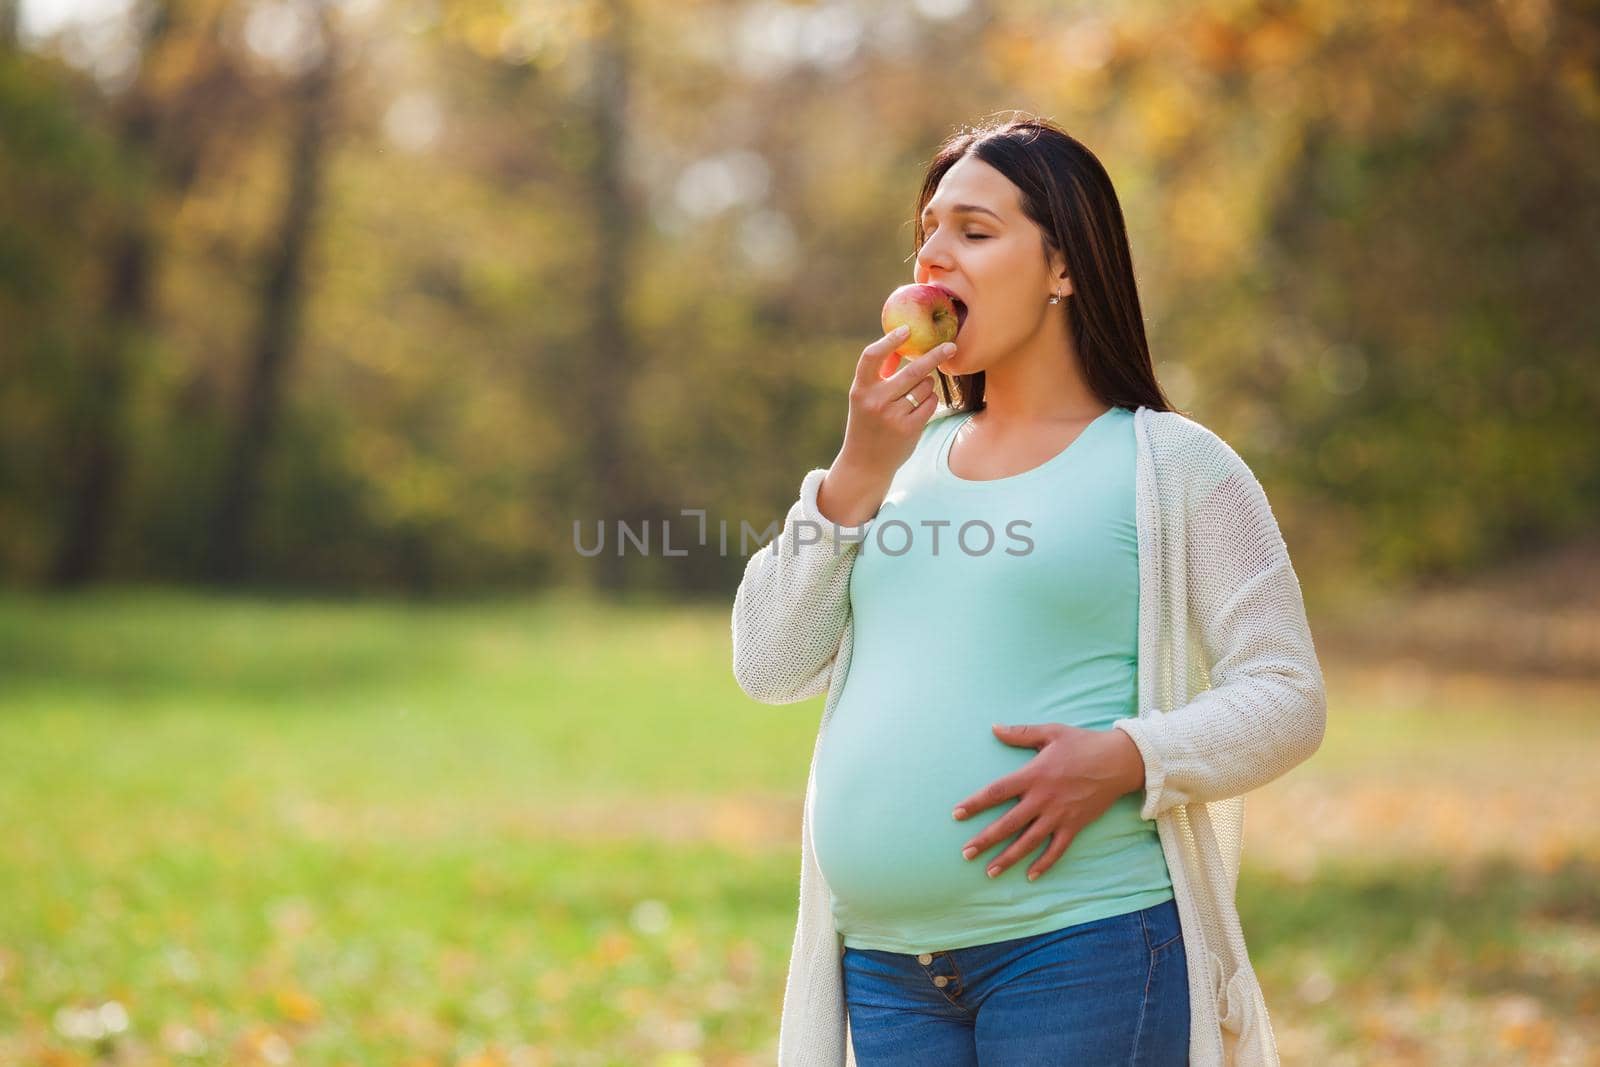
[0,587,1594,1065]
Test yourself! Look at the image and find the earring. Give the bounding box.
[1047,289,1063,305]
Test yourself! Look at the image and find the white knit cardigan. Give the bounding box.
[731,404,1328,1067]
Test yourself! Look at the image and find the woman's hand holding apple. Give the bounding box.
[815,326,958,528]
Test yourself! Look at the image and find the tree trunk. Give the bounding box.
[205,11,336,585]
[573,0,653,596]
[48,227,149,587]
[46,2,174,588]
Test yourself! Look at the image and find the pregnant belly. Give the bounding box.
[811,718,1031,918]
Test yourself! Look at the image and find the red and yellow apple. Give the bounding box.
[879,283,967,378]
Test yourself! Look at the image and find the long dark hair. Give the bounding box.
[912,114,1183,416]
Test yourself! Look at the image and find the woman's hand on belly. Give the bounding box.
[949,722,1146,882]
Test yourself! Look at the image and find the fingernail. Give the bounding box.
[894,325,910,335]
[962,847,976,860]
[987,866,1000,878]
[1027,871,1038,882]
[952,808,967,820]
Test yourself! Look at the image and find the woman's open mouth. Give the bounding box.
[930,285,969,334]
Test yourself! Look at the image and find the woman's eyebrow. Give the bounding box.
[921,203,1003,225]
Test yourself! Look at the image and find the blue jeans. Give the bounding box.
[841,897,1189,1066]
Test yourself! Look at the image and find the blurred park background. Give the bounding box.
[1,0,1597,1063]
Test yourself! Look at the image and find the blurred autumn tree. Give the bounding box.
[0,0,1595,597]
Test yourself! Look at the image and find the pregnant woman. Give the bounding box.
[732,116,1326,1067]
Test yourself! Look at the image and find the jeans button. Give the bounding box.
[917,953,933,965]
[933,975,949,988]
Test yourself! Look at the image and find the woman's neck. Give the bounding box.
[974,329,1104,426]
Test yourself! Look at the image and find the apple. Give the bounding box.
[879,283,967,379]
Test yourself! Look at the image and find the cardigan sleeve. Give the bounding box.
[730,466,871,705]
[1113,436,1328,821]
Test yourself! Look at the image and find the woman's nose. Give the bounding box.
[916,240,952,277]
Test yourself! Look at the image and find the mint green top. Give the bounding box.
[810,404,1172,954]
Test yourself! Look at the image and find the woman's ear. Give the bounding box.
[1046,249,1073,299]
